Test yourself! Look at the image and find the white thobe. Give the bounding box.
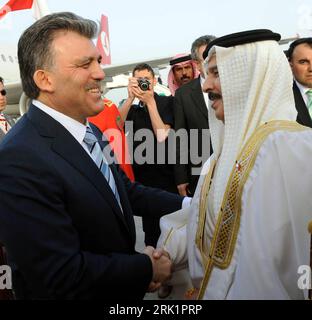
[159,129,312,299]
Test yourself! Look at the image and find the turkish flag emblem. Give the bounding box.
[0,0,34,20]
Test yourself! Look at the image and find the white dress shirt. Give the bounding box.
[32,99,92,156]
[295,80,311,106]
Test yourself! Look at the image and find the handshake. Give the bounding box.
[143,246,172,292]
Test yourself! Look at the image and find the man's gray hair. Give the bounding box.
[191,35,216,61]
[18,12,98,99]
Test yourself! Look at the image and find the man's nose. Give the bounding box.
[92,62,105,81]
[202,77,213,93]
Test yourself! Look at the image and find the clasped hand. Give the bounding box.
[143,246,172,292]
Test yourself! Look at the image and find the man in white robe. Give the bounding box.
[158,29,312,300]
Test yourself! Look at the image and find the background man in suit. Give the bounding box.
[287,37,312,128]
[0,12,185,300]
[174,35,216,196]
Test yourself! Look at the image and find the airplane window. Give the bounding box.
[9,56,14,63]
[1,54,6,62]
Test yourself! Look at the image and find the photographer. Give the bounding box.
[119,64,177,248]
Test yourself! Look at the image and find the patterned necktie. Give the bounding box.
[306,89,312,119]
[83,126,121,209]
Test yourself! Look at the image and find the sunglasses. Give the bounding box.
[0,89,6,96]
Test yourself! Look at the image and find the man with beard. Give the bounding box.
[158,29,312,299]
[167,53,198,96]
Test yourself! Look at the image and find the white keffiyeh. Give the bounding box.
[205,40,297,218]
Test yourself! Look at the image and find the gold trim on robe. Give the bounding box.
[196,120,309,299]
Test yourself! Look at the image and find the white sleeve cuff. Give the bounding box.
[182,196,192,209]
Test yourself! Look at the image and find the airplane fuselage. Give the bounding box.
[0,45,20,83]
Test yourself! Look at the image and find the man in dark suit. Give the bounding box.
[287,37,312,128]
[0,12,184,300]
[174,35,216,196]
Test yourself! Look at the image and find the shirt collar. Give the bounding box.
[295,80,312,95]
[32,99,88,145]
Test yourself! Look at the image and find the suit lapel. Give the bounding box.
[190,77,208,120]
[293,82,312,127]
[27,105,131,234]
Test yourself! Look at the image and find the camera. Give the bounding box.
[137,78,151,91]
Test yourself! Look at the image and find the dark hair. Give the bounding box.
[191,35,216,61]
[287,37,312,61]
[132,63,155,78]
[0,76,3,84]
[18,12,98,99]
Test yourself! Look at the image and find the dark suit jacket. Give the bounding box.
[293,81,312,128]
[174,77,211,195]
[0,104,183,300]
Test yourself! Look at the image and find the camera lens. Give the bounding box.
[140,82,149,91]
[138,79,150,91]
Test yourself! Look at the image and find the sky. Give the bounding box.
[0,0,312,65]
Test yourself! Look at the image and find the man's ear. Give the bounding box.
[33,70,54,93]
[289,60,294,71]
[153,77,157,86]
[194,60,201,70]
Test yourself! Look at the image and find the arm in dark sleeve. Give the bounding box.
[117,164,183,219]
[157,95,174,127]
[173,89,189,186]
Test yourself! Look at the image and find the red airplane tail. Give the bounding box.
[96,14,111,65]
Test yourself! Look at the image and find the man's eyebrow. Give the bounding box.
[74,55,102,65]
[208,64,218,72]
